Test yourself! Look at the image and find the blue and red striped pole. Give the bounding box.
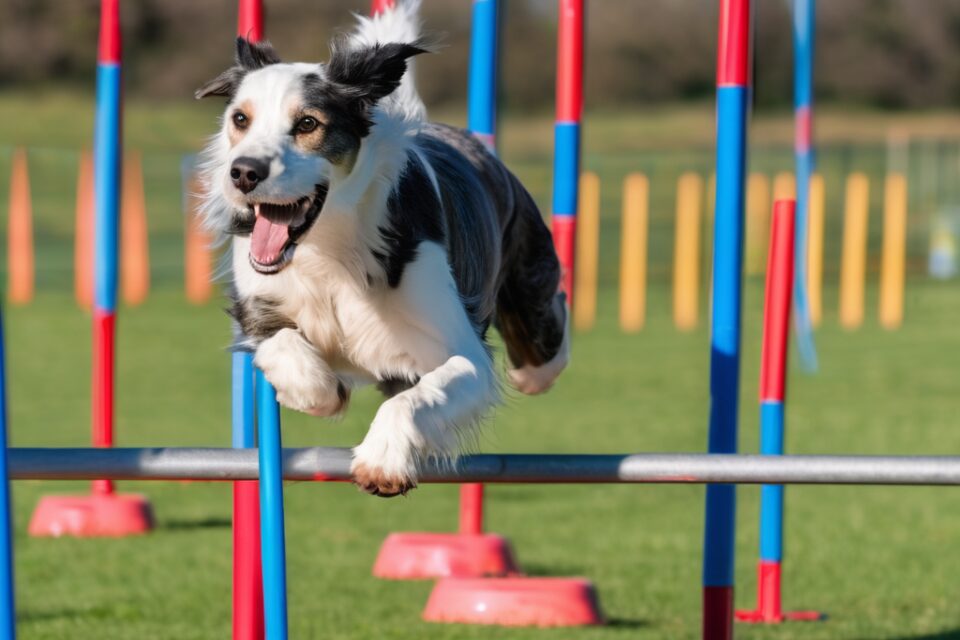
[702,1,751,638]
[792,0,818,371]
[232,4,266,640]
[460,0,500,536]
[736,201,823,624]
[92,0,123,497]
[551,0,583,303]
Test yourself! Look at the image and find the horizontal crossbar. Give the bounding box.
[6,448,960,485]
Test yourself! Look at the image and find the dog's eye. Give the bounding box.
[232,112,249,129]
[295,116,320,134]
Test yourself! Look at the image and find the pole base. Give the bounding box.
[423,577,603,627]
[735,609,824,623]
[373,532,519,579]
[28,493,154,537]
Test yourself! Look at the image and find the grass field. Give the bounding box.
[1,92,960,638]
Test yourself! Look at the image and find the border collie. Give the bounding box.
[196,0,568,496]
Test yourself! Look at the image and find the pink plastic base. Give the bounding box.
[29,493,154,537]
[373,533,519,579]
[735,609,824,623]
[423,577,603,627]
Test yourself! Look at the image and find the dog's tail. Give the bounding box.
[349,0,427,121]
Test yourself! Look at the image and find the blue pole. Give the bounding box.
[703,1,751,636]
[793,0,818,371]
[758,401,785,562]
[256,370,287,640]
[232,352,255,449]
[0,310,16,640]
[467,0,498,153]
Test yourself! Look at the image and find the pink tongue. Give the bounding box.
[250,205,291,265]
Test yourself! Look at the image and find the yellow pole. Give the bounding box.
[839,172,870,329]
[573,171,600,331]
[7,148,34,305]
[879,172,907,329]
[121,151,151,306]
[673,172,702,331]
[619,173,648,333]
[773,171,796,201]
[807,173,825,327]
[745,173,770,276]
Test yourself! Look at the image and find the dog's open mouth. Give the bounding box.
[248,185,327,274]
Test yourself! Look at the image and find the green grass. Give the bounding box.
[1,91,960,637]
[5,280,960,639]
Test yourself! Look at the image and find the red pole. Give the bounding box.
[370,0,394,16]
[232,3,265,640]
[458,484,484,535]
[237,0,263,42]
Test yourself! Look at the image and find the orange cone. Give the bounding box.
[185,173,213,304]
[7,148,34,305]
[75,150,94,309]
[121,151,150,306]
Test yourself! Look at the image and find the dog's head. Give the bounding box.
[197,37,426,274]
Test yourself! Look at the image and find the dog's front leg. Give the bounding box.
[351,351,497,497]
[254,328,349,417]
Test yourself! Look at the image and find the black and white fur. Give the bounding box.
[197,0,568,496]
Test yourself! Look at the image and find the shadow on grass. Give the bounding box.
[605,618,650,629]
[161,516,232,531]
[521,562,591,577]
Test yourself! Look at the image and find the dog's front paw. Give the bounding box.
[351,398,420,497]
[254,328,348,417]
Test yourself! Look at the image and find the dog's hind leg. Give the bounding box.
[494,190,570,395]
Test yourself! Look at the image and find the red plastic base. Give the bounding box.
[29,493,154,537]
[735,561,824,624]
[735,609,824,623]
[423,577,603,627]
[373,533,520,579]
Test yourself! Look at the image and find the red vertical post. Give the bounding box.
[370,0,394,15]
[231,4,265,640]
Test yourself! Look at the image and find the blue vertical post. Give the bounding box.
[256,370,287,640]
[460,0,500,534]
[702,1,751,638]
[792,0,818,371]
[467,0,499,153]
[0,310,16,640]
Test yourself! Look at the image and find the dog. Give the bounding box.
[196,0,568,496]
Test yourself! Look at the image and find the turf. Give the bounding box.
[1,92,960,637]
[4,279,960,639]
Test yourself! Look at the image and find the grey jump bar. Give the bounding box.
[7,448,960,486]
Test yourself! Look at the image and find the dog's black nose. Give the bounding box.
[230,157,270,194]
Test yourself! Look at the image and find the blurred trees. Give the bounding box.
[1,0,959,111]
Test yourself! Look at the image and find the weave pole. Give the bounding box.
[29,0,153,538]
[702,0,751,637]
[551,0,584,303]
[0,310,16,639]
[256,371,287,640]
[232,4,265,640]
[792,0,818,370]
[461,0,497,538]
[736,201,822,624]
[373,0,520,583]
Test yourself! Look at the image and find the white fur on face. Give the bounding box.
[218,63,330,210]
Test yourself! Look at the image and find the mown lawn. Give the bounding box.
[0,91,959,638]
[4,278,960,639]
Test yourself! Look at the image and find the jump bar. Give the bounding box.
[8,448,960,486]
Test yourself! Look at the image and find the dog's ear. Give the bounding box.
[326,41,428,106]
[195,67,244,100]
[235,37,282,70]
[195,38,281,100]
